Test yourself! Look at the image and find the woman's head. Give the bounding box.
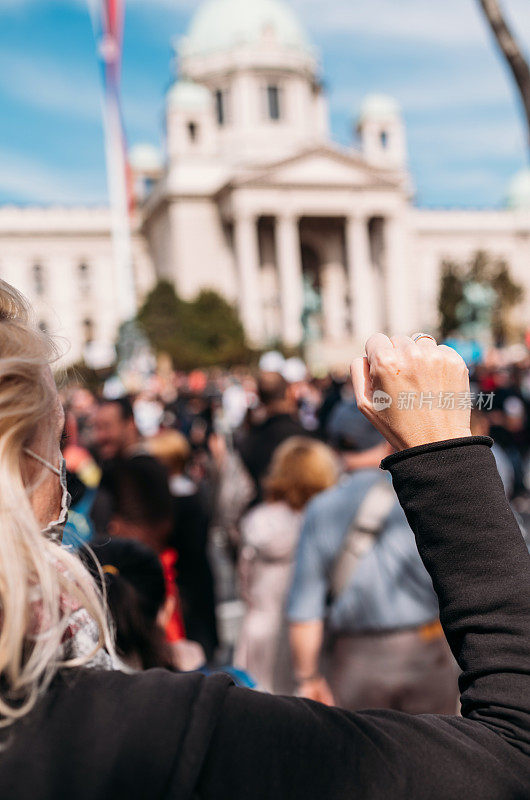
[0,287,62,524]
[0,280,111,725]
[148,430,191,476]
[264,437,338,510]
[92,538,173,670]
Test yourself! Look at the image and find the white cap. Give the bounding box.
[259,350,286,374]
[282,356,307,383]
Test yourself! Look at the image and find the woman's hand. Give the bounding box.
[351,333,472,451]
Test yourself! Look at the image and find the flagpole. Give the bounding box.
[88,0,137,323]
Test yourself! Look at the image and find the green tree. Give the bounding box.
[439,262,464,339]
[137,280,251,369]
[438,250,523,343]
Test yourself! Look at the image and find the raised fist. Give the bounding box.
[351,333,472,451]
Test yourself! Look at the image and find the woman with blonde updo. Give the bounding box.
[234,437,338,693]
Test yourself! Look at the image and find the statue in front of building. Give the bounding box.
[301,274,323,343]
[456,281,497,345]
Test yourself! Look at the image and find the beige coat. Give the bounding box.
[234,501,302,693]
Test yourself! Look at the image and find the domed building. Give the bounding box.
[0,0,529,366]
[139,0,415,360]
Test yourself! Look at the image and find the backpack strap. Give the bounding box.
[330,479,396,600]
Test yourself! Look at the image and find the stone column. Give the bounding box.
[275,213,304,347]
[346,215,376,345]
[233,213,263,345]
[384,214,414,335]
[321,233,348,341]
[260,221,281,342]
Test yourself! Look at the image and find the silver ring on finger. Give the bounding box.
[412,333,437,344]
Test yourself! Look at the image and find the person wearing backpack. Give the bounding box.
[287,399,457,713]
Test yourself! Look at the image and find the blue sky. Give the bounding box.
[1,0,529,208]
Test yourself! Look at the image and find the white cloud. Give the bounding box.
[295,0,530,49]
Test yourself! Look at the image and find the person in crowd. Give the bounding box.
[237,371,306,502]
[91,396,173,540]
[148,430,219,663]
[287,399,458,713]
[317,369,348,432]
[234,437,338,693]
[96,449,188,648]
[61,408,101,550]
[90,537,205,673]
[67,386,97,450]
[62,468,96,550]
[488,366,529,495]
[62,407,101,490]
[93,396,139,463]
[105,456,174,555]
[0,281,529,799]
[471,408,515,497]
[91,537,179,671]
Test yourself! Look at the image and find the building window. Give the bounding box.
[380,130,389,149]
[267,84,281,121]
[83,318,95,344]
[33,263,45,296]
[215,89,226,126]
[78,261,90,296]
[188,121,199,142]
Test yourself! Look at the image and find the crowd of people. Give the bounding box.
[0,279,529,797]
[58,346,530,712]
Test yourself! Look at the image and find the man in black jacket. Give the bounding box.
[237,371,306,503]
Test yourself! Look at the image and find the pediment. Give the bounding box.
[233,146,400,191]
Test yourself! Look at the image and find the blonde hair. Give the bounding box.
[264,437,338,511]
[0,280,113,725]
[148,430,191,475]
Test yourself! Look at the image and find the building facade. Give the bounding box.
[1,0,530,367]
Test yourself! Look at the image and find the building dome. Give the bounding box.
[181,0,311,58]
[506,167,530,210]
[129,143,163,173]
[167,80,212,110]
[359,94,401,123]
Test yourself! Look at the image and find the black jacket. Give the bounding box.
[238,413,306,502]
[1,437,529,799]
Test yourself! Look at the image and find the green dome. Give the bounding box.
[167,80,211,110]
[182,0,311,57]
[359,94,401,122]
[506,168,530,210]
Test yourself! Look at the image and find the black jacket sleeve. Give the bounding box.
[195,438,530,800]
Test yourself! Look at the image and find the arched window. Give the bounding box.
[33,263,45,296]
[380,129,389,149]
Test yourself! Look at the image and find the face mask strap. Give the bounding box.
[23,449,71,541]
[23,448,61,477]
